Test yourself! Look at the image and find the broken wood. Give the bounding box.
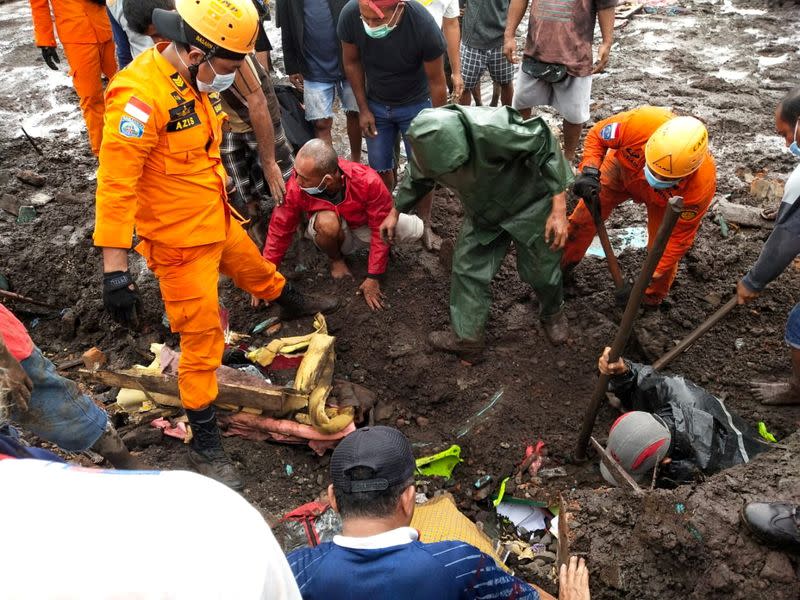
[0,288,56,308]
[78,368,287,414]
[712,198,773,228]
[56,357,85,371]
[590,436,643,496]
[556,492,571,572]
[20,127,43,156]
[615,2,642,19]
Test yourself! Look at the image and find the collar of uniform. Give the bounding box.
[333,526,419,550]
[153,42,195,98]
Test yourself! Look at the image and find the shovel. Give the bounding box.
[585,191,632,306]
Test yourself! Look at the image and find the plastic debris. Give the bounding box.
[16,206,36,223]
[416,444,462,478]
[456,389,504,438]
[496,502,549,532]
[285,464,294,476]
[734,338,745,350]
[757,421,777,443]
[675,503,686,514]
[251,316,280,335]
[474,474,493,489]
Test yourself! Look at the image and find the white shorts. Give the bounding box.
[512,71,592,124]
[306,212,423,253]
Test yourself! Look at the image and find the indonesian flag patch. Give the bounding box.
[601,122,619,140]
[124,96,153,124]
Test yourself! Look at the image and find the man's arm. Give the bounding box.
[740,212,800,300]
[341,42,376,136]
[276,0,302,82]
[365,177,394,276]
[576,112,628,171]
[262,188,303,267]
[503,0,529,64]
[0,323,33,413]
[593,6,615,73]
[442,15,463,99]
[28,0,56,47]
[244,84,286,202]
[423,56,448,107]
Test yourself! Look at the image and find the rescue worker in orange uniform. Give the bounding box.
[93,0,336,490]
[563,106,717,305]
[29,0,116,155]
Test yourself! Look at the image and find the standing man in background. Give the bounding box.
[28,0,116,156]
[504,0,616,162]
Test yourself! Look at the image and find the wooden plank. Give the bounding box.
[590,436,644,496]
[556,492,571,572]
[616,3,643,19]
[77,368,287,414]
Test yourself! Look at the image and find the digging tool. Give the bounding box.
[20,127,43,157]
[575,196,684,460]
[652,295,738,372]
[0,288,56,308]
[590,436,643,496]
[585,191,631,305]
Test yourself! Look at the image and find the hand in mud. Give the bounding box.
[262,160,286,205]
[598,346,628,376]
[380,208,399,244]
[502,36,518,64]
[593,42,612,74]
[288,73,304,92]
[736,279,759,304]
[40,46,60,70]
[559,556,590,600]
[358,278,386,311]
[360,109,378,138]
[545,207,568,250]
[0,346,33,413]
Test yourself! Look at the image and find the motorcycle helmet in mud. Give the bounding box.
[600,411,671,486]
[152,0,259,60]
[644,116,708,180]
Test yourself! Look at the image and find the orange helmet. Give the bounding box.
[153,0,259,59]
[645,116,709,179]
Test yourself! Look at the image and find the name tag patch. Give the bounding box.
[119,116,144,139]
[166,113,201,132]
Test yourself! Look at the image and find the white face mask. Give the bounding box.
[197,60,236,93]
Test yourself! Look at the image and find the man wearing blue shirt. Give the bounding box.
[288,426,591,599]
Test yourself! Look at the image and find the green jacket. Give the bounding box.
[395,105,574,246]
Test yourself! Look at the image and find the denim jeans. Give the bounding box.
[365,97,432,172]
[11,347,108,451]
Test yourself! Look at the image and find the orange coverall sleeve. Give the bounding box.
[28,0,56,47]
[578,112,632,171]
[94,85,159,249]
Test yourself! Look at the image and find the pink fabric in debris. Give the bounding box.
[151,418,189,441]
[218,412,355,456]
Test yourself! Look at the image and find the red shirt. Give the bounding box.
[0,305,34,362]
[264,159,394,276]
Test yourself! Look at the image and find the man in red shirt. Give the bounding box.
[264,140,423,310]
[0,305,141,468]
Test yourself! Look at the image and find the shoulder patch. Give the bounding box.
[169,100,196,120]
[170,91,185,105]
[600,123,619,140]
[119,116,145,139]
[124,96,153,124]
[169,72,188,92]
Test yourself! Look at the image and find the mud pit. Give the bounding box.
[1,0,799,596]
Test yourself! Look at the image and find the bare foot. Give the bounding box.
[559,556,590,600]
[330,258,353,280]
[751,381,800,405]
[422,224,442,252]
[250,294,263,308]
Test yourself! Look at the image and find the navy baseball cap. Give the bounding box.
[331,426,416,493]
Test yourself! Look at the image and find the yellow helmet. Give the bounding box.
[645,116,708,179]
[153,0,259,58]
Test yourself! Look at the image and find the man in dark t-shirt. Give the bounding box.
[338,0,447,250]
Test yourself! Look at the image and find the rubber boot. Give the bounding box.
[428,330,485,364]
[91,423,148,470]
[275,281,340,321]
[185,405,243,491]
[542,310,569,345]
[742,502,800,552]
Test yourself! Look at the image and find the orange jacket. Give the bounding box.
[28,0,112,47]
[94,45,230,249]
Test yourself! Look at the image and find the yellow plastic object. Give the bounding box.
[415,445,462,478]
[411,493,510,573]
[757,422,777,443]
[246,314,328,367]
[492,476,509,508]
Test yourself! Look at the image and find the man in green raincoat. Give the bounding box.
[380,105,573,361]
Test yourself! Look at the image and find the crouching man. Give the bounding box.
[0,304,142,468]
[265,140,423,310]
[288,426,591,599]
[597,348,771,487]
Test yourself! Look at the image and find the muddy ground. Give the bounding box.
[1,0,799,596]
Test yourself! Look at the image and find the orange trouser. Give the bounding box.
[563,152,705,303]
[62,40,116,155]
[137,220,285,410]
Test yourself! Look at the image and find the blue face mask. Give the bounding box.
[300,175,329,196]
[790,120,800,157]
[644,164,679,190]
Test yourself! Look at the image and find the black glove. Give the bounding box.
[40,46,60,71]
[103,271,142,328]
[573,166,601,201]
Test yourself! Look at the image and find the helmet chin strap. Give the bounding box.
[185,46,217,91]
